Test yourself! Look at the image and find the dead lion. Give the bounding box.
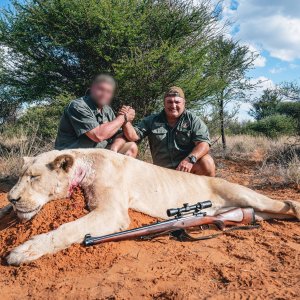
[2,149,300,265]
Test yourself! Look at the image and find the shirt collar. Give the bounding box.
[159,109,187,126]
[85,96,108,116]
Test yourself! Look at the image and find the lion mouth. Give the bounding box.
[16,206,41,214]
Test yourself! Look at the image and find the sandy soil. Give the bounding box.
[0,159,299,300]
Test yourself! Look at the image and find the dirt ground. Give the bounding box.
[0,159,299,300]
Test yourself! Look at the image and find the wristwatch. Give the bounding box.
[188,155,197,164]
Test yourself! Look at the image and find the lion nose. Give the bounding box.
[9,197,21,205]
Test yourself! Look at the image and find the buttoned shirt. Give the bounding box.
[134,110,211,169]
[55,96,116,150]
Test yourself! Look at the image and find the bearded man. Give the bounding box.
[55,74,137,157]
[122,86,215,176]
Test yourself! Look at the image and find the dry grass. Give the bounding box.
[260,147,300,187]
[285,155,300,186]
[212,135,298,159]
[212,135,300,187]
[0,127,53,179]
[0,131,299,187]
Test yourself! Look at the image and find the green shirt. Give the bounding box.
[134,110,211,169]
[55,96,116,150]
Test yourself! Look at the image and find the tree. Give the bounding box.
[249,84,300,134]
[246,114,297,138]
[249,89,282,121]
[17,94,73,139]
[280,81,300,102]
[0,0,223,118]
[0,48,20,125]
[278,81,300,134]
[203,37,257,152]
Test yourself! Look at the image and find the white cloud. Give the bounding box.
[247,76,276,101]
[253,55,267,68]
[229,76,275,121]
[289,63,299,69]
[250,76,275,93]
[269,67,285,74]
[223,75,275,120]
[244,43,266,67]
[237,102,252,121]
[224,0,300,62]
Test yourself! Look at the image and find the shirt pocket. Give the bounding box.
[176,128,191,146]
[151,127,168,142]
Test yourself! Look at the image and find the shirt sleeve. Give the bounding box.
[133,115,153,140]
[191,117,211,146]
[67,102,99,137]
[106,106,116,120]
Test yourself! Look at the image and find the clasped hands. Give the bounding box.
[118,105,135,123]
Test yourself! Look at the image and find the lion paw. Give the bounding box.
[6,234,52,266]
[285,200,300,220]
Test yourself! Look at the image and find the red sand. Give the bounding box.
[0,159,299,299]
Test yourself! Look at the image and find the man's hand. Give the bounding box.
[118,105,130,116]
[176,158,194,173]
[126,107,135,122]
[118,105,135,123]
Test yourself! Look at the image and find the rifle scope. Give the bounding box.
[166,200,212,217]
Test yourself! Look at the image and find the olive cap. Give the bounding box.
[164,86,185,99]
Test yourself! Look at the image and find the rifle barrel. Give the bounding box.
[84,207,255,246]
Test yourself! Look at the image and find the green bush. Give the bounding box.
[17,94,73,140]
[245,114,297,138]
[0,0,223,118]
[277,102,300,133]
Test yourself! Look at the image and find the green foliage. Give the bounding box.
[224,120,251,136]
[277,101,300,117]
[0,48,20,124]
[249,85,300,136]
[17,94,73,140]
[203,36,256,150]
[249,89,282,121]
[279,81,300,101]
[0,0,222,118]
[277,101,300,134]
[0,97,19,125]
[245,114,297,138]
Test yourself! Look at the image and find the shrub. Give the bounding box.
[0,125,53,179]
[245,114,297,138]
[260,147,300,187]
[17,94,73,140]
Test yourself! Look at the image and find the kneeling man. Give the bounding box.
[55,74,137,157]
[123,87,215,176]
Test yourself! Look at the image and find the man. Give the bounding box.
[55,74,137,157]
[122,86,215,176]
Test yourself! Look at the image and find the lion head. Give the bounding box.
[8,151,75,220]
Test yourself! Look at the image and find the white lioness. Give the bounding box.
[3,149,300,266]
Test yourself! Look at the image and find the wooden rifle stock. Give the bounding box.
[84,207,255,246]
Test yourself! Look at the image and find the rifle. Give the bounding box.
[84,201,257,246]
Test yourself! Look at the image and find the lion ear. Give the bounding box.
[23,156,34,165]
[48,154,74,172]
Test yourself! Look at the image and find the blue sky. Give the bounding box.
[0,0,11,9]
[222,0,300,119]
[224,0,300,82]
[1,0,299,120]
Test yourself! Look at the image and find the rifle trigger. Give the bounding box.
[170,229,186,241]
[200,224,209,230]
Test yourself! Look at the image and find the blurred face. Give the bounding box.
[164,96,185,119]
[90,81,115,107]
